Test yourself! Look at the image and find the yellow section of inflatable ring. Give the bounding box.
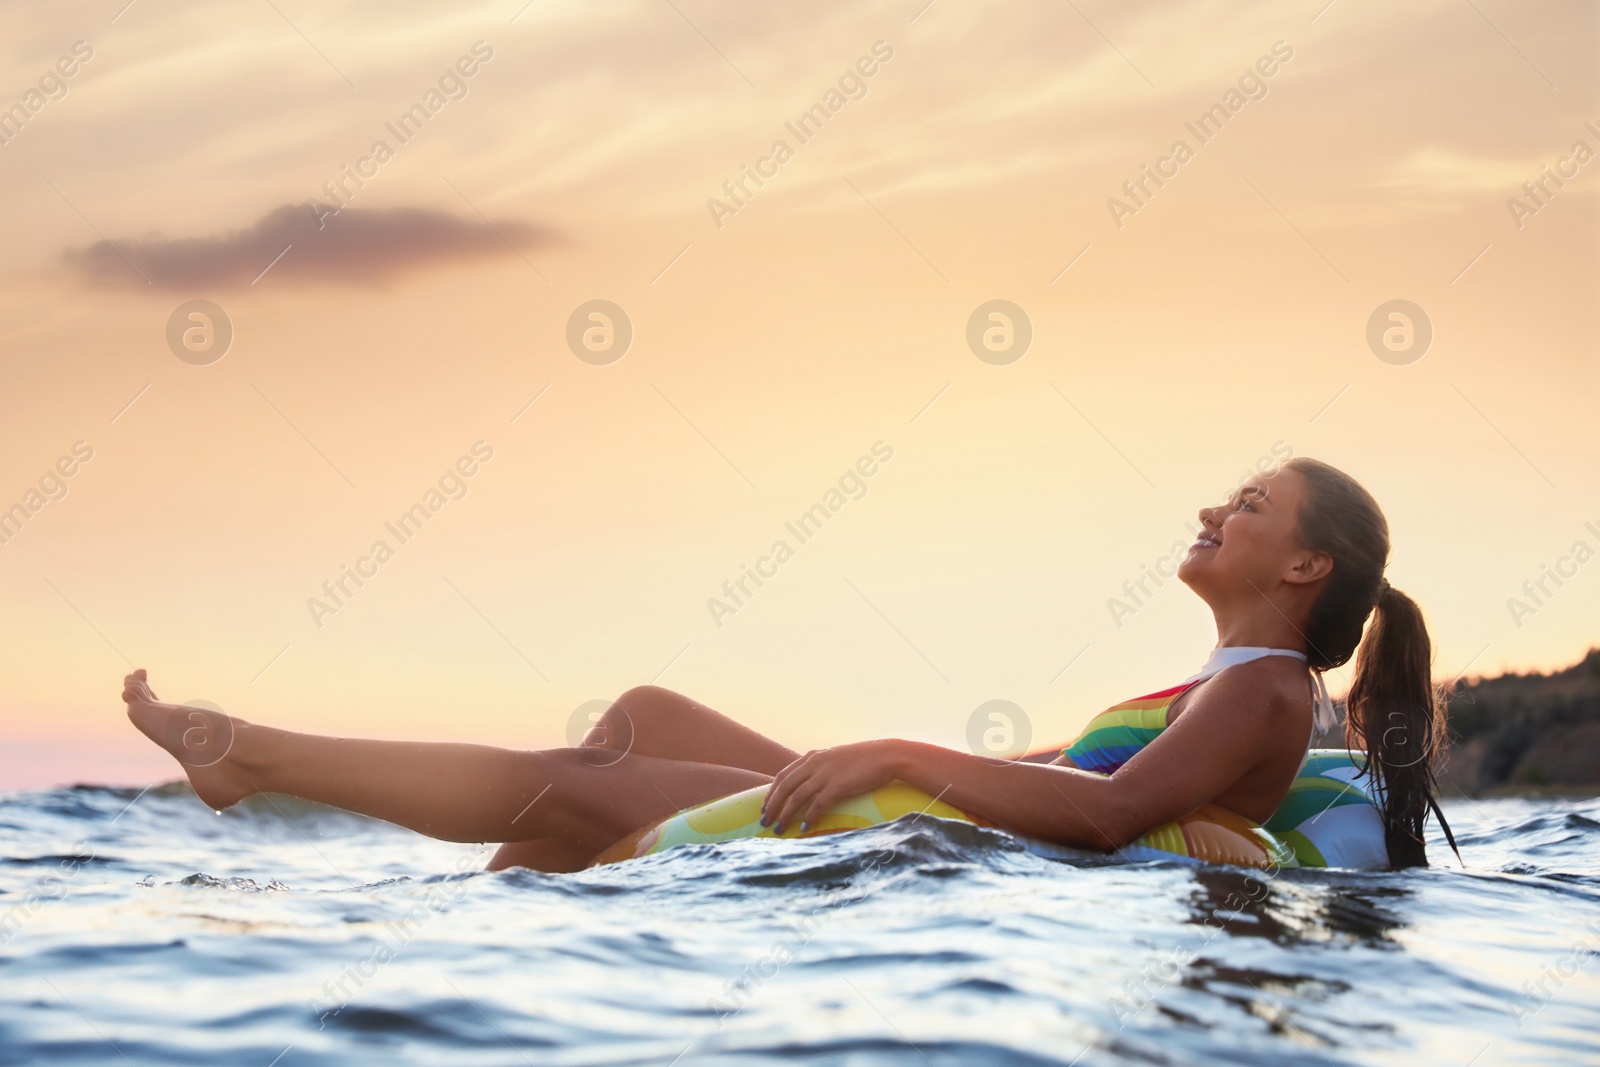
[588,781,1284,869]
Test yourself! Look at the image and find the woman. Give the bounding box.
[123,457,1449,871]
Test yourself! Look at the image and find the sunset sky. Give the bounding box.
[1,0,1596,789]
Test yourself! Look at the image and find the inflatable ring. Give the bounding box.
[590,781,972,867]
[589,749,1389,870]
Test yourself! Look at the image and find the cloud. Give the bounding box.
[63,203,553,289]
[1375,147,1533,193]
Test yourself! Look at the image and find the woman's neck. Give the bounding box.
[1210,613,1307,653]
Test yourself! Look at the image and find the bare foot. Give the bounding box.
[123,669,256,810]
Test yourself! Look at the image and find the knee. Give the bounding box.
[610,685,691,727]
[582,685,675,751]
[615,684,681,709]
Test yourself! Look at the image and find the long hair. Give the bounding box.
[1283,458,1448,868]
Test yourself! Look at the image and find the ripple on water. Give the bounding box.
[1,785,1598,1066]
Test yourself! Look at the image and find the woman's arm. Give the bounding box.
[761,667,1299,849]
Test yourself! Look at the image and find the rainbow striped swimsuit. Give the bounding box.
[1058,682,1195,771]
[1051,676,1390,868]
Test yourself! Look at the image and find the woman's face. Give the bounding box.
[1177,466,1317,596]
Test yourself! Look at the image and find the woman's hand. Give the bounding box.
[761,740,907,834]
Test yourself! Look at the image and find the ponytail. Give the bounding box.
[1282,458,1458,868]
[1344,584,1452,868]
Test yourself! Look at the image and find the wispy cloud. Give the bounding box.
[63,203,554,289]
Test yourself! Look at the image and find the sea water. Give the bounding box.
[2,783,1597,1065]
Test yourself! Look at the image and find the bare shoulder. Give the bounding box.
[1169,656,1311,726]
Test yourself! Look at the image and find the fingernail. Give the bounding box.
[801,821,811,832]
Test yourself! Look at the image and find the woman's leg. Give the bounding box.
[122,671,768,854]
[484,838,596,874]
[577,684,801,772]
[489,684,802,871]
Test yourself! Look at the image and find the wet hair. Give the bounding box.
[1282,457,1450,868]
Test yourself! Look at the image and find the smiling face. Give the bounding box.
[1177,466,1325,601]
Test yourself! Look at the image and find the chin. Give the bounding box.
[1176,555,1227,598]
[1175,552,1204,585]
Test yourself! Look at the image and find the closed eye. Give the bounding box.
[1234,485,1267,512]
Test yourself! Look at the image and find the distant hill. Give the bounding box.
[1308,647,1600,795]
[1438,647,1600,795]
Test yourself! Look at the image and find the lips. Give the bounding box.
[1192,531,1222,550]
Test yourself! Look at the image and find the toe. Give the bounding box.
[122,671,158,703]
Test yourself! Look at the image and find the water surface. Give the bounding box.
[2,783,1597,1065]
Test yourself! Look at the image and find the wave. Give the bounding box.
[6,785,1599,892]
[1,782,392,833]
[4,791,1598,1065]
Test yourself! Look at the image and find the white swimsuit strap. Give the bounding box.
[1306,669,1338,736]
[1182,645,1306,684]
[1183,646,1339,742]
